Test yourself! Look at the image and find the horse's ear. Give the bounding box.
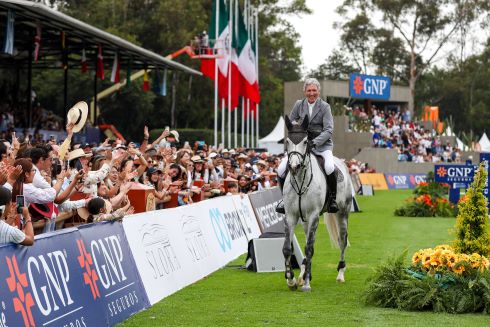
[301,115,309,130]
[285,115,293,131]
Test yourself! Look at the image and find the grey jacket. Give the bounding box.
[290,98,333,151]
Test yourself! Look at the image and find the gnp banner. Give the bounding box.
[0,223,149,327]
[349,73,391,100]
[385,173,427,189]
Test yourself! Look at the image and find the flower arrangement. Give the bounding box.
[394,181,456,217]
[365,164,490,314]
[411,245,489,276]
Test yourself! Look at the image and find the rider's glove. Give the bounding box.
[307,139,315,149]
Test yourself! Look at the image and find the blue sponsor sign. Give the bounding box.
[78,222,150,326]
[434,164,475,186]
[480,153,490,210]
[385,173,426,189]
[209,208,232,252]
[349,73,391,100]
[0,223,149,327]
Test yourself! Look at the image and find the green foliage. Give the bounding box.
[364,251,411,308]
[454,162,490,256]
[364,252,490,314]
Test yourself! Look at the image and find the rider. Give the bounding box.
[276,77,338,214]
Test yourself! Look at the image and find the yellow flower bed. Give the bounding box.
[411,245,490,275]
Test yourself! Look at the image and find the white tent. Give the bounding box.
[258,116,284,154]
[479,132,490,152]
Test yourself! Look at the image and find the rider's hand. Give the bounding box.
[307,139,315,149]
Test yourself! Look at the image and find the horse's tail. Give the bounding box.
[324,213,340,248]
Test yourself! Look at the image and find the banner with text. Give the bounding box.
[122,195,256,305]
[247,187,285,234]
[385,173,427,189]
[349,73,391,100]
[0,223,149,327]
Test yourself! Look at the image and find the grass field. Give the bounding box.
[120,190,490,326]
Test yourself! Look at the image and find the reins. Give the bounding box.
[287,144,314,222]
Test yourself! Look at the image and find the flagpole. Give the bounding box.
[214,0,220,148]
[221,98,225,147]
[227,0,233,150]
[251,103,255,148]
[241,97,245,147]
[255,8,259,147]
[247,99,250,148]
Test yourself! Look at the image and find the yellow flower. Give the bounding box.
[453,264,465,274]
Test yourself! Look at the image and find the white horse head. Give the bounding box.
[285,115,310,174]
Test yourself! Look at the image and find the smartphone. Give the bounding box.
[16,195,24,214]
[165,126,170,132]
[165,142,171,149]
[64,160,69,169]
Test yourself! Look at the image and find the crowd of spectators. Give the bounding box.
[348,105,462,163]
[0,119,284,246]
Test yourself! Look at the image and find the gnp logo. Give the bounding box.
[76,239,100,300]
[387,175,408,186]
[350,73,391,100]
[5,256,35,327]
[209,208,232,252]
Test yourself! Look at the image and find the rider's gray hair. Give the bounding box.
[303,78,321,92]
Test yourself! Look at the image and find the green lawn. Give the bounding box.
[120,190,490,326]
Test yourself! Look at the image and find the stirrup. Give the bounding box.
[276,200,285,214]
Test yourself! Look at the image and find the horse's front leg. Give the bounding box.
[299,214,320,292]
[336,209,349,283]
[283,218,297,290]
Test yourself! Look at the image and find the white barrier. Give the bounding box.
[122,194,261,305]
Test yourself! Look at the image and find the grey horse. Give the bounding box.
[282,115,352,291]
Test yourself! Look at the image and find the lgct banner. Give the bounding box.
[349,73,391,100]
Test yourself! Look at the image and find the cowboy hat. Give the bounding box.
[191,155,204,163]
[237,153,248,161]
[28,202,59,221]
[168,130,180,142]
[67,148,92,161]
[67,101,88,133]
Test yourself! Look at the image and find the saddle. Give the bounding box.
[313,153,344,214]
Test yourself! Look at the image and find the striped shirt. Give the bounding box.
[0,220,25,244]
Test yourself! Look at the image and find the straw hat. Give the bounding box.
[257,160,268,167]
[191,155,204,163]
[168,130,180,142]
[66,101,88,133]
[67,148,92,161]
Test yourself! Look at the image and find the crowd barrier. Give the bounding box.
[0,191,271,326]
[358,173,427,191]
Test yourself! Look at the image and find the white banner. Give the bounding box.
[122,195,260,305]
[230,194,262,240]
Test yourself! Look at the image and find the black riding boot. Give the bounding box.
[275,176,286,214]
[326,172,339,213]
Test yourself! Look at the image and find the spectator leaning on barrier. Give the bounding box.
[0,186,34,245]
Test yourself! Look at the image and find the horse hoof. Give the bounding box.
[287,278,297,291]
[336,268,346,283]
[301,285,311,292]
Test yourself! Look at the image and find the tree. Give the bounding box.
[308,49,358,80]
[454,162,490,256]
[337,0,483,115]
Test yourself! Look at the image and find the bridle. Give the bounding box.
[286,132,314,222]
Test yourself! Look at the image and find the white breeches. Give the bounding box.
[278,149,334,177]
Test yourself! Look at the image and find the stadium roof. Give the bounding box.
[0,0,201,75]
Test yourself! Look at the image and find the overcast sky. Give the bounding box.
[285,0,344,75]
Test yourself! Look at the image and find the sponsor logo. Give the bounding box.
[256,201,284,229]
[350,73,390,99]
[181,215,210,262]
[76,240,100,300]
[5,256,35,327]
[209,208,232,252]
[140,224,181,279]
[436,166,447,178]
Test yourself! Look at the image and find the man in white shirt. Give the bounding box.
[30,147,51,189]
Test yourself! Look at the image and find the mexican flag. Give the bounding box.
[201,0,239,109]
[234,8,260,103]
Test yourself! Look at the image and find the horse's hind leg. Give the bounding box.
[283,219,297,290]
[299,215,320,292]
[336,208,349,283]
